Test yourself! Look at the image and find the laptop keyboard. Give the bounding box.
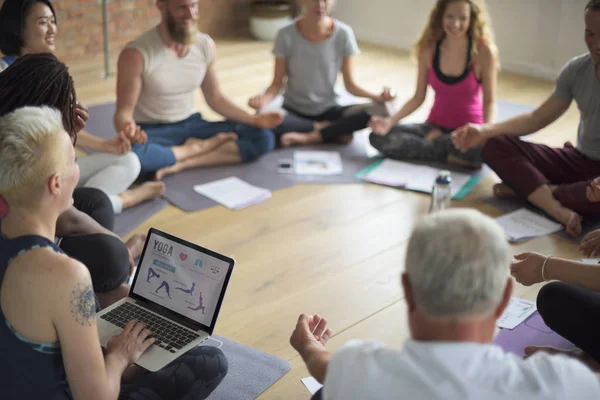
[100,302,200,353]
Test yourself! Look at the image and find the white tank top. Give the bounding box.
[125,27,215,123]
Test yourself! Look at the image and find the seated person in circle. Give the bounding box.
[0,106,229,399]
[291,209,600,399]
[114,0,284,181]
[369,0,498,169]
[248,0,394,148]
[0,0,165,213]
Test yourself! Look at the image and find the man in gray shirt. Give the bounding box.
[452,0,600,238]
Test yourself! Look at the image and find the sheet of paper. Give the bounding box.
[362,159,472,196]
[495,208,563,242]
[301,376,323,395]
[193,177,271,210]
[497,298,537,330]
[581,258,600,264]
[294,151,343,176]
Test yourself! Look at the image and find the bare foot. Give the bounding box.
[492,183,517,198]
[154,164,179,181]
[184,132,237,155]
[119,182,165,209]
[281,131,322,147]
[447,154,482,170]
[126,233,147,260]
[566,211,583,237]
[524,345,577,358]
[424,129,443,143]
[314,121,331,131]
[336,134,354,144]
[524,346,600,370]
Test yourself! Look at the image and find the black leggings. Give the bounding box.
[537,281,600,362]
[59,188,129,293]
[119,346,228,399]
[273,105,371,144]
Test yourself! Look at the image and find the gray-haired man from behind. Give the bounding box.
[290,209,600,399]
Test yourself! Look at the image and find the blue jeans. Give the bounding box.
[134,113,275,176]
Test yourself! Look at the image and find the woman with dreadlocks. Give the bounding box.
[0,53,146,309]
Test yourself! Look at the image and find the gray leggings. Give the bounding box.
[369,122,482,164]
[118,346,228,400]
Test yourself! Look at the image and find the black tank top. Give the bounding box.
[0,232,71,399]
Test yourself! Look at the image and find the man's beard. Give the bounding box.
[166,10,197,45]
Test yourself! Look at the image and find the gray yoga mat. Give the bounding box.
[496,100,535,122]
[112,197,169,237]
[487,196,600,242]
[259,129,379,184]
[84,100,537,212]
[161,162,296,212]
[203,335,291,400]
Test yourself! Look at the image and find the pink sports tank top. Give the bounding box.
[426,37,484,129]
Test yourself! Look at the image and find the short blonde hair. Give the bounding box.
[0,106,68,207]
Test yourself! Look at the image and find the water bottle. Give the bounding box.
[429,170,452,213]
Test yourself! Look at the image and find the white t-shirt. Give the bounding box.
[323,339,600,400]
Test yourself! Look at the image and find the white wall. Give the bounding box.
[334,0,589,80]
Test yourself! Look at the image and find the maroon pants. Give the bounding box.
[482,136,600,218]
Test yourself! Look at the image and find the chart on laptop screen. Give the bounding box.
[133,232,230,326]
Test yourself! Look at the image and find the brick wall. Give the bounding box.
[0,0,268,63]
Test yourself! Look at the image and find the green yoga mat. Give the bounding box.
[355,159,489,200]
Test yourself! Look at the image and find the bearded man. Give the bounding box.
[114,0,283,180]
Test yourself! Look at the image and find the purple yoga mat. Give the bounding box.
[493,312,574,358]
[84,102,117,142]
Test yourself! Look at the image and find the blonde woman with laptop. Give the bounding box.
[0,106,228,399]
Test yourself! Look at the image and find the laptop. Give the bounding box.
[96,228,235,372]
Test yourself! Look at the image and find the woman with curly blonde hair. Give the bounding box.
[369,0,498,168]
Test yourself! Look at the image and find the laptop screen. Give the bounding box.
[130,229,234,333]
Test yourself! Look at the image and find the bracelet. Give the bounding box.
[541,254,553,282]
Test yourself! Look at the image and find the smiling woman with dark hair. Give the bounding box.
[0,0,166,214]
[0,0,57,65]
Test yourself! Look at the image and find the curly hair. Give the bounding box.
[413,0,498,65]
[0,52,77,143]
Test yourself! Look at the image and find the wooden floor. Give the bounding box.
[72,39,584,399]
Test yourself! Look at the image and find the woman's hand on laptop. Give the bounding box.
[107,320,155,365]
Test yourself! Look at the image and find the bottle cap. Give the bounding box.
[436,170,452,185]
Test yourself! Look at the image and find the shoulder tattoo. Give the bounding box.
[69,283,96,327]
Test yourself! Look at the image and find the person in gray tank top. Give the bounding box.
[248,0,394,147]
[452,0,600,238]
